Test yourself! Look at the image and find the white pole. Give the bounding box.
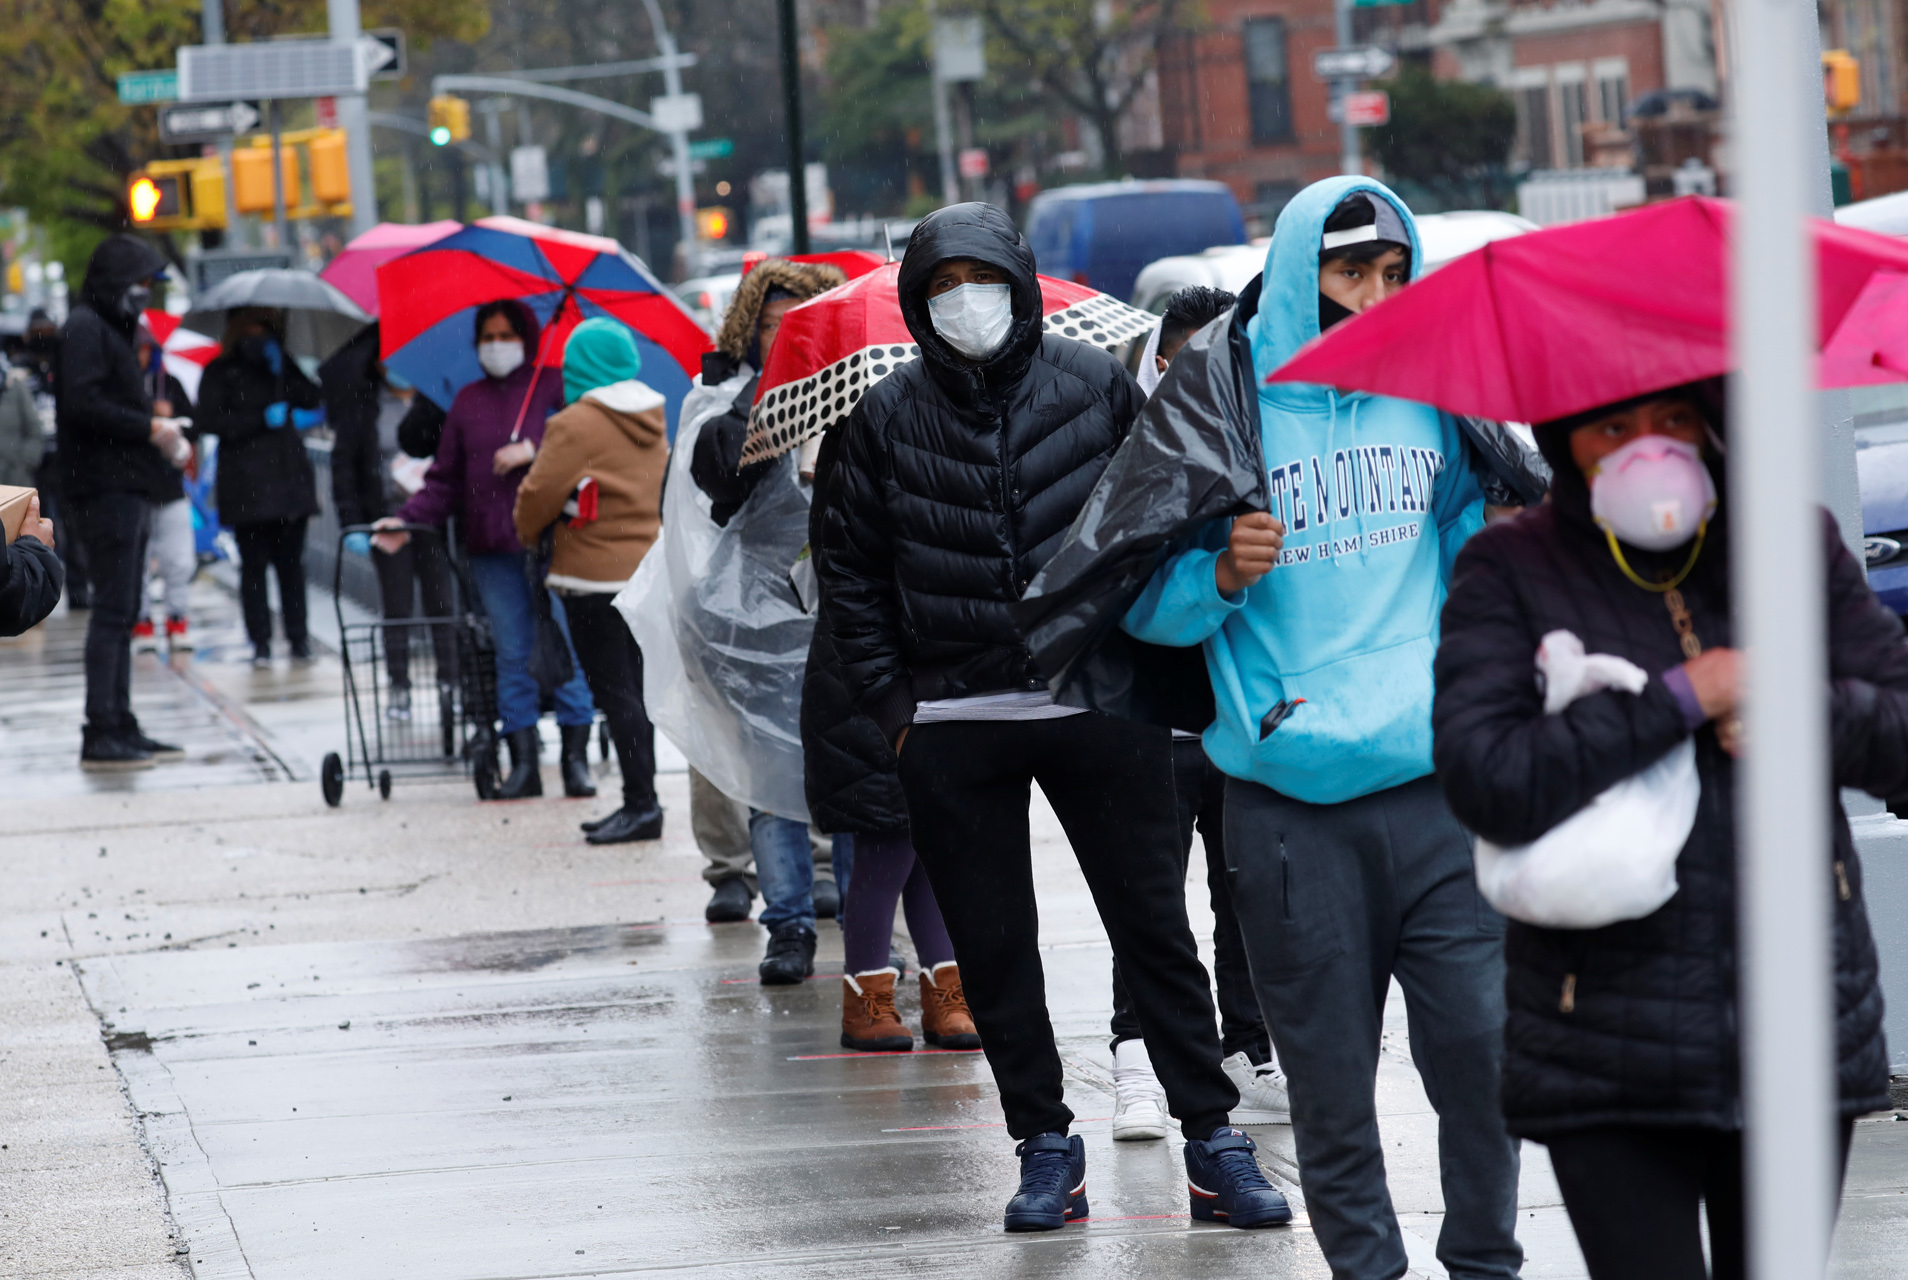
[327,0,379,237]
[202,0,243,249]
[640,0,697,265]
[1332,0,1361,176]
[926,0,960,207]
[1731,0,1838,1275]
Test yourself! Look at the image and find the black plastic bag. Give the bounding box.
[524,544,575,698]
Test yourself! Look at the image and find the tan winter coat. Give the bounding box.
[513,380,668,590]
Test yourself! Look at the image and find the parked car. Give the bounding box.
[1025,180,1247,304]
[1129,209,1539,312]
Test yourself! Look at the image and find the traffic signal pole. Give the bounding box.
[777,0,809,254]
[202,0,243,246]
[1333,0,1361,176]
[328,0,379,237]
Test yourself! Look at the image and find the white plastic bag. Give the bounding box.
[615,381,815,821]
[1473,630,1698,928]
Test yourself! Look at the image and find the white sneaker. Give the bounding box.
[1224,1051,1291,1125]
[1111,1038,1170,1141]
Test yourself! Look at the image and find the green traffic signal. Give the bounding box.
[430,126,451,146]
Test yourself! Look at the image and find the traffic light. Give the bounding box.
[233,142,301,214]
[129,173,182,224]
[428,95,470,146]
[1825,49,1862,115]
[696,206,732,241]
[308,129,351,205]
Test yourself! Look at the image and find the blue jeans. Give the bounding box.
[751,814,853,933]
[466,552,594,735]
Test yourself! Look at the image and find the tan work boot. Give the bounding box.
[919,961,982,1050]
[840,969,914,1052]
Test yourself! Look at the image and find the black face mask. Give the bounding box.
[238,333,279,366]
[118,284,151,321]
[1318,292,1355,333]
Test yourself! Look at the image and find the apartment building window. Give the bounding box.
[1557,71,1588,166]
[1593,57,1630,124]
[1515,82,1553,169]
[1244,18,1293,144]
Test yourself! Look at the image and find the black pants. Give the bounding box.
[899,713,1236,1141]
[1545,1120,1856,1280]
[1109,739,1270,1063]
[372,533,458,690]
[235,518,308,652]
[72,491,149,733]
[562,591,657,810]
[39,455,90,607]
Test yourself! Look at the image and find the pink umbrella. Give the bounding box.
[1267,196,1908,423]
[319,220,461,316]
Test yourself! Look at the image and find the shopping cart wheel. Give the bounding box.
[321,753,345,807]
[599,722,610,761]
[378,769,393,800]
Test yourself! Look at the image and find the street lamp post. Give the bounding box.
[777,0,810,255]
[638,0,698,265]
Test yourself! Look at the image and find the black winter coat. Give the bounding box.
[1435,464,1898,1137]
[820,202,1148,742]
[321,324,386,527]
[0,535,62,636]
[197,348,323,527]
[803,421,909,835]
[58,235,169,502]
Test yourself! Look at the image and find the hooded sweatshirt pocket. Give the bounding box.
[1248,635,1437,804]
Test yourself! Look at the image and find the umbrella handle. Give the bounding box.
[508,290,573,443]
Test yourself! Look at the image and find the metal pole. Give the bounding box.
[777,0,810,254]
[1732,0,1837,1275]
[203,0,243,249]
[327,0,378,237]
[1332,0,1361,176]
[639,0,698,267]
[481,100,509,215]
[268,99,289,250]
[926,0,960,206]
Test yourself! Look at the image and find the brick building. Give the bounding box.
[1154,0,1347,225]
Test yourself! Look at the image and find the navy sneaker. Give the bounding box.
[1185,1126,1292,1228]
[1003,1133,1088,1232]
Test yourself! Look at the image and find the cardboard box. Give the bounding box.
[0,485,35,544]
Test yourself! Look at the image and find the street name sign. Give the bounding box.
[688,138,734,161]
[158,101,261,143]
[1313,46,1397,80]
[117,71,179,105]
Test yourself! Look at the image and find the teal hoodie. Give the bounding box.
[1121,176,1484,804]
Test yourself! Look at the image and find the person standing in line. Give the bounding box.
[821,203,1289,1233]
[803,411,978,1053]
[322,324,458,724]
[672,259,851,978]
[1,493,62,635]
[377,299,597,800]
[1435,384,1898,1280]
[1120,180,1522,1278]
[0,341,46,489]
[196,307,324,669]
[19,309,86,607]
[1106,286,1289,1140]
[513,318,668,844]
[130,324,197,657]
[59,235,185,770]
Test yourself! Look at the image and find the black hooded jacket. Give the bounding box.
[818,203,1148,741]
[1432,406,1897,1138]
[320,324,388,526]
[58,235,169,501]
[197,338,323,528]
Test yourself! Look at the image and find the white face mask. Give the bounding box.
[1589,434,1717,551]
[927,283,1013,361]
[478,339,525,379]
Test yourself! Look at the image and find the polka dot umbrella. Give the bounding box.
[740,262,1158,465]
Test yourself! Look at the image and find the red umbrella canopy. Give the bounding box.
[1268,196,1908,424]
[375,215,712,427]
[740,263,1157,463]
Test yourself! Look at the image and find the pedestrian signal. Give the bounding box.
[428,96,470,145]
[1824,50,1861,115]
[129,174,179,224]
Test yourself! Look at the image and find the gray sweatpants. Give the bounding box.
[1224,773,1522,1280]
[688,767,833,893]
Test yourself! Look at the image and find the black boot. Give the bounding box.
[558,724,597,798]
[494,727,543,799]
[759,922,817,985]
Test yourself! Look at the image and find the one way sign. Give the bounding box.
[158,100,261,143]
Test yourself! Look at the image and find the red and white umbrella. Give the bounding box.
[740,263,1157,464]
[142,309,221,404]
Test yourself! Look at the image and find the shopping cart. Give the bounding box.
[321,524,503,805]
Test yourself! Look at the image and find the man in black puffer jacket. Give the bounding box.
[59,234,182,770]
[821,203,1287,1234]
[1434,383,1895,1277]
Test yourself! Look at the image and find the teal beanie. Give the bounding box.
[562,318,642,404]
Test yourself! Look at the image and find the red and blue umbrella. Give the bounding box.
[375,216,712,435]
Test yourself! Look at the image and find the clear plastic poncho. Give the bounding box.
[615,370,815,820]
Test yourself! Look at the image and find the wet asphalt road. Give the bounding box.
[5,584,1908,1277]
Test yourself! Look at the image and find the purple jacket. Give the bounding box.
[398,362,565,554]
